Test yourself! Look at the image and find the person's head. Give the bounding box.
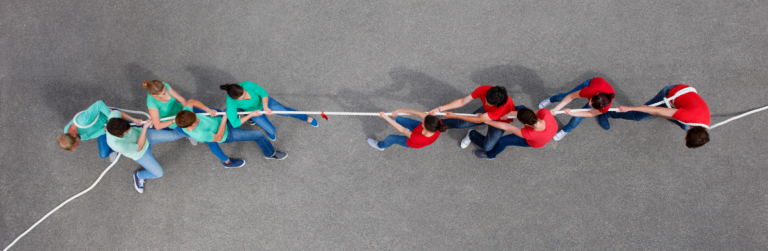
[516,108,538,126]
[142,80,165,96]
[220,84,244,99]
[422,115,448,133]
[57,133,81,151]
[590,93,615,110]
[106,118,131,137]
[685,126,710,148]
[486,86,509,107]
[175,110,198,128]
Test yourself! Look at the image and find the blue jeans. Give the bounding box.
[97,134,115,158]
[600,85,689,131]
[135,128,188,180]
[205,122,277,162]
[377,117,421,148]
[441,107,506,151]
[242,97,308,138]
[486,134,531,158]
[548,79,591,133]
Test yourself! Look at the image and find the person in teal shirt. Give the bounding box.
[105,110,187,194]
[57,100,143,162]
[220,81,318,141]
[175,99,287,168]
[142,80,205,146]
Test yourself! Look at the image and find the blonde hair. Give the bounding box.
[57,134,77,151]
[142,80,164,95]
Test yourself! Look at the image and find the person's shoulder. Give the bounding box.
[107,110,122,119]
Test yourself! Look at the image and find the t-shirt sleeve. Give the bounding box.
[146,94,158,110]
[471,86,491,99]
[107,110,122,119]
[225,98,242,128]
[520,127,533,140]
[578,86,597,99]
[243,81,269,99]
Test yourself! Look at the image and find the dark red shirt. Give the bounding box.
[406,124,441,148]
[470,85,516,122]
[578,77,615,113]
[668,85,710,126]
[520,109,558,148]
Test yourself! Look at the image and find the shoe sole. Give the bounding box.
[133,173,143,194]
[460,130,473,149]
[265,153,288,160]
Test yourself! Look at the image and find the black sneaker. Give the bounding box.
[473,150,494,160]
[265,151,287,160]
[223,159,245,168]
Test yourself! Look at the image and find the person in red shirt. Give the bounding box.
[472,107,558,159]
[429,85,516,151]
[597,84,710,148]
[367,109,447,150]
[538,77,615,141]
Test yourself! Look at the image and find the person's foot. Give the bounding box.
[460,129,474,149]
[308,117,319,127]
[133,172,144,194]
[598,114,611,130]
[223,159,245,168]
[367,138,385,151]
[247,120,256,126]
[538,98,552,109]
[188,137,198,146]
[109,152,119,163]
[473,150,494,160]
[267,133,276,141]
[553,130,568,141]
[265,151,288,160]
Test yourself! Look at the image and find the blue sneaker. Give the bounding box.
[473,150,494,160]
[598,114,610,130]
[309,117,318,127]
[223,159,245,168]
[133,172,144,194]
[267,133,276,141]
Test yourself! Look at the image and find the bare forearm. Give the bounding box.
[439,98,467,111]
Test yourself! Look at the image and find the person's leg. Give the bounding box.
[228,128,276,157]
[250,111,276,139]
[548,79,591,103]
[97,134,114,158]
[394,117,421,131]
[134,147,164,180]
[485,134,531,158]
[561,103,590,133]
[146,128,187,147]
[204,142,230,162]
[267,97,310,122]
[377,135,410,148]
[467,126,505,151]
[441,107,485,129]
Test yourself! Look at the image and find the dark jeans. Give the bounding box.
[192,108,276,162]
[600,85,690,131]
[441,107,504,151]
[486,134,531,158]
[548,79,591,133]
[377,117,420,148]
[97,134,115,158]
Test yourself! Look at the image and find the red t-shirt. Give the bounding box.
[578,77,615,113]
[668,85,710,126]
[520,109,558,148]
[406,124,441,148]
[470,85,516,122]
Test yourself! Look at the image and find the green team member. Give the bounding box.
[142,80,202,145]
[57,100,142,162]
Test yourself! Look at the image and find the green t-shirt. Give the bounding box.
[181,106,229,143]
[105,110,149,160]
[146,82,183,129]
[225,81,269,128]
[63,100,111,141]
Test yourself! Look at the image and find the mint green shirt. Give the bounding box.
[146,82,183,129]
[181,106,229,143]
[105,110,149,160]
[225,81,269,128]
[63,100,111,141]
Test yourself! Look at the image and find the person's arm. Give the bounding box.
[485,120,524,137]
[618,105,677,119]
[186,99,219,117]
[212,114,228,142]
[563,108,603,118]
[379,112,412,138]
[119,111,144,125]
[444,111,493,123]
[390,109,427,119]
[240,109,263,124]
[261,96,272,115]
[429,95,474,114]
[550,92,581,114]
[147,109,174,129]
[135,120,153,152]
[168,85,187,106]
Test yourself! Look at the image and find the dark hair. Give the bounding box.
[175,110,197,128]
[106,118,131,137]
[591,93,615,110]
[485,86,509,107]
[219,84,244,99]
[423,115,448,133]
[516,108,538,126]
[685,126,710,148]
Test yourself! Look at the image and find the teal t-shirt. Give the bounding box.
[105,110,149,160]
[63,100,111,141]
[181,106,229,143]
[146,82,183,129]
[225,81,269,128]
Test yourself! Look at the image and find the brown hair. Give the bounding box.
[517,108,538,126]
[175,110,197,128]
[423,115,448,133]
[142,80,164,95]
[591,93,615,110]
[220,84,244,99]
[685,126,710,148]
[57,133,78,151]
[106,118,131,137]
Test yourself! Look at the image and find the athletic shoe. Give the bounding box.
[268,133,276,141]
[188,137,198,146]
[538,98,552,109]
[133,172,144,194]
[460,129,474,149]
[223,159,245,168]
[553,130,568,141]
[473,150,494,160]
[248,120,256,126]
[367,138,385,151]
[108,152,119,163]
[598,114,611,130]
[309,117,319,127]
[265,151,288,160]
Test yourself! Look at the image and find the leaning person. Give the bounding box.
[473,107,558,159]
[538,77,615,141]
[367,109,447,150]
[141,79,202,146]
[58,100,143,162]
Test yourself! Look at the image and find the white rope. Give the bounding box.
[3,154,122,251]
[71,110,99,129]
[710,105,768,129]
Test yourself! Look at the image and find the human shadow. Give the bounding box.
[469,64,553,105]
[185,65,238,109]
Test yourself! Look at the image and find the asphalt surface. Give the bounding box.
[2,1,768,250]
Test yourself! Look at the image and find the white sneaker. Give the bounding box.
[188,137,198,146]
[367,138,384,151]
[538,99,551,109]
[460,129,474,149]
[108,152,119,162]
[553,130,568,141]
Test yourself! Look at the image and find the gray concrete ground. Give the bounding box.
[2,0,768,250]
